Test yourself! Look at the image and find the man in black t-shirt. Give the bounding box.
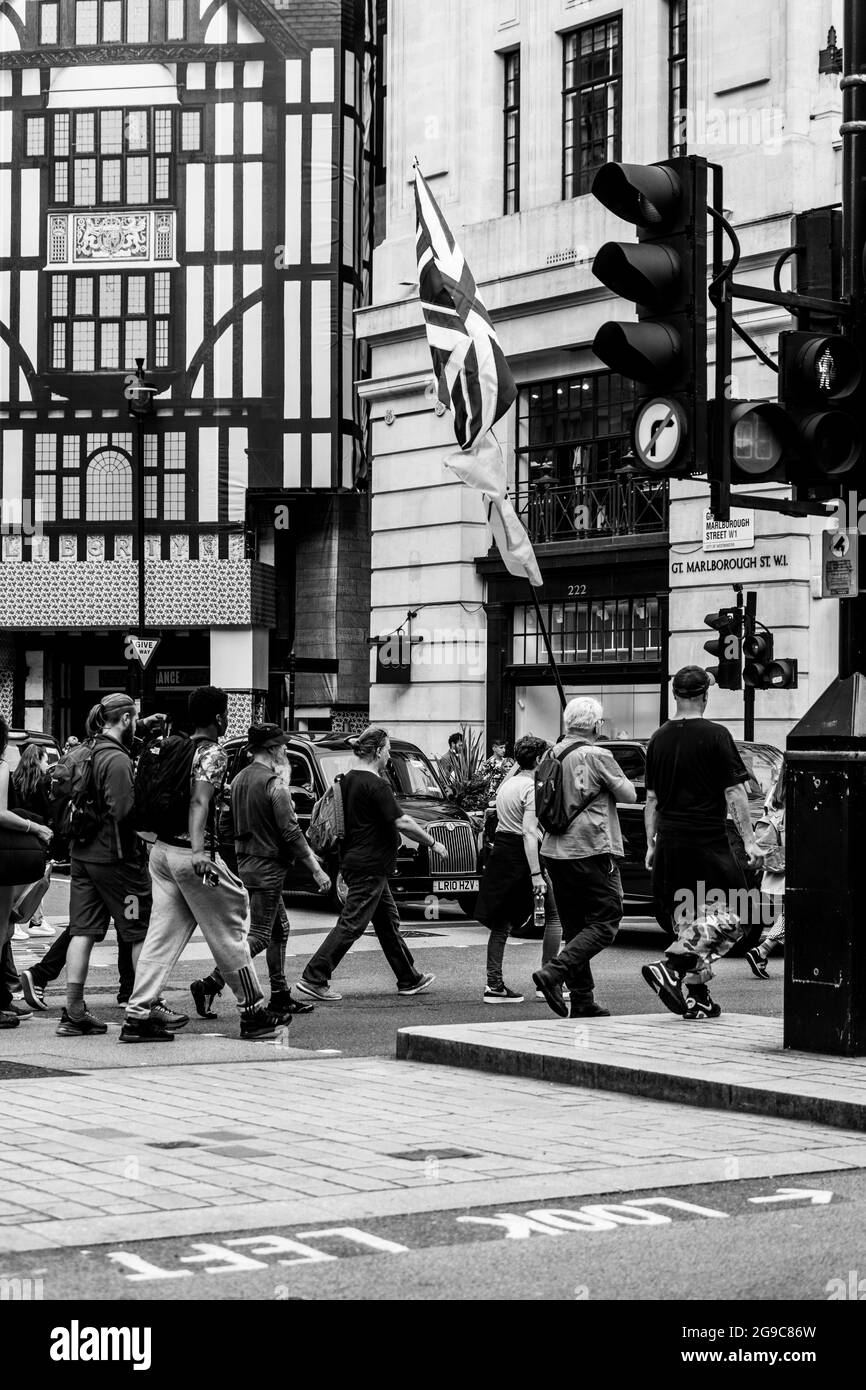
[296,728,449,1002]
[641,666,765,1020]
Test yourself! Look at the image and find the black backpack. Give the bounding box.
[47,739,106,846]
[133,734,213,841]
[534,739,600,836]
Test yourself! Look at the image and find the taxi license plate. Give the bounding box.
[433,879,478,893]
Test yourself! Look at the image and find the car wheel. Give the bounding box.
[457,893,479,919]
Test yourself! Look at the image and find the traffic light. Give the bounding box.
[778,331,865,488]
[704,608,742,690]
[709,399,797,486]
[591,157,708,477]
[742,618,799,690]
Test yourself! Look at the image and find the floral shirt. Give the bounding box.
[172,740,228,848]
[480,755,516,801]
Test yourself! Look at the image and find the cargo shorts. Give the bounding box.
[69,859,151,943]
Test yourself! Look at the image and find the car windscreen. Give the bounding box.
[387,751,443,799]
[737,744,782,803]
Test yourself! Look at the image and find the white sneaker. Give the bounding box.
[11,924,28,942]
[537,985,570,1001]
[25,919,56,937]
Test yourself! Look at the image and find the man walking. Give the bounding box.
[58,693,159,1037]
[190,723,332,1021]
[296,727,446,1002]
[120,686,281,1043]
[532,697,637,1018]
[641,666,764,1020]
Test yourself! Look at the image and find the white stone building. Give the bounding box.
[358,0,847,758]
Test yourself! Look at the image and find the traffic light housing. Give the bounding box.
[591,157,708,477]
[743,618,799,690]
[778,331,865,488]
[704,608,742,690]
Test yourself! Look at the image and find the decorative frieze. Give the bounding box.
[46,212,176,270]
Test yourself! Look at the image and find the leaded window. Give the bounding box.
[563,17,622,199]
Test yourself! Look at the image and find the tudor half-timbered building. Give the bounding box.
[0,0,373,739]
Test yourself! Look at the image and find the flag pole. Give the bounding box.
[529,585,567,713]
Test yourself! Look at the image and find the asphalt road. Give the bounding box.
[1,1168,857,1303]
[12,898,784,1058]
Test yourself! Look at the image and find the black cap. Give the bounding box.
[247,723,290,752]
[672,665,712,697]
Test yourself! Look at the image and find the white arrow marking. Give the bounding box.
[748,1188,833,1206]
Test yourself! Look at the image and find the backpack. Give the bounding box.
[754,805,785,874]
[133,733,213,841]
[534,740,600,836]
[47,739,103,845]
[306,776,345,853]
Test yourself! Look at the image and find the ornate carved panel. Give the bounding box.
[47,212,176,270]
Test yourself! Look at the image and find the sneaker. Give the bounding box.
[11,924,28,942]
[0,1010,20,1029]
[8,998,32,1019]
[397,972,435,996]
[535,986,570,1002]
[239,1007,287,1041]
[683,988,722,1020]
[570,1002,611,1018]
[484,984,525,1004]
[18,971,47,1011]
[745,948,770,980]
[269,989,314,1020]
[24,919,56,937]
[532,970,568,1018]
[190,978,222,1018]
[56,1007,108,1036]
[641,961,687,1017]
[149,1002,190,1032]
[295,979,343,1003]
[119,1017,174,1044]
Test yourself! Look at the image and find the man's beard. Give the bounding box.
[122,725,135,750]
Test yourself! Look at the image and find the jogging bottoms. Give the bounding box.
[126,842,263,1019]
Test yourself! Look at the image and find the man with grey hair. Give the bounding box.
[532,696,637,1018]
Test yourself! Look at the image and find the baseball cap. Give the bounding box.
[672,665,712,697]
[247,723,290,752]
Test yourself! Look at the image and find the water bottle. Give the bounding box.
[533,884,546,931]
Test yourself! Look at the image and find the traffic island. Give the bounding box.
[396,1015,866,1132]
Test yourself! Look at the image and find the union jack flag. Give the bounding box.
[414,167,517,451]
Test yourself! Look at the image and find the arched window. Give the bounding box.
[86,447,132,521]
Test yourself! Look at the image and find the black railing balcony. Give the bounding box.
[517,475,669,545]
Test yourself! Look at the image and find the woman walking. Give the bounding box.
[475,735,548,1003]
[0,718,53,1027]
[10,743,56,940]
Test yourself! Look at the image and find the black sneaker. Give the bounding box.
[483,984,525,1004]
[683,987,722,1020]
[239,1007,287,1041]
[119,1017,175,1044]
[56,1007,108,1036]
[641,961,687,1017]
[269,989,314,1020]
[0,1010,20,1029]
[745,948,770,980]
[149,1002,190,1032]
[190,978,222,1018]
[570,1001,611,1018]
